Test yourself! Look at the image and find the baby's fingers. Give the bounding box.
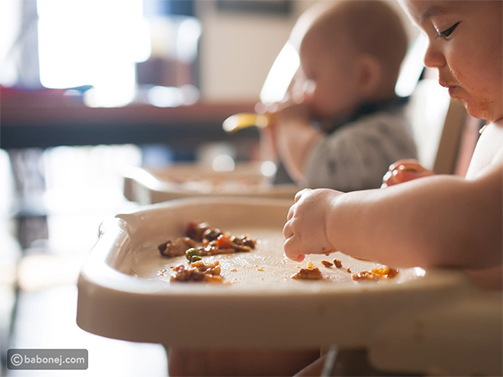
[382,162,433,187]
[388,159,422,171]
[283,235,305,262]
[283,219,305,262]
[294,188,312,203]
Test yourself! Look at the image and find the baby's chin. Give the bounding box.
[465,102,501,124]
[455,93,502,123]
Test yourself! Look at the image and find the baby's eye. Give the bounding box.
[437,21,460,39]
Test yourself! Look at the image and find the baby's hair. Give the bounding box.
[342,1,408,66]
[303,0,408,93]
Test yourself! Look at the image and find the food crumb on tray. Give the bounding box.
[158,221,257,284]
[170,260,225,283]
[158,221,256,261]
[352,266,398,281]
[291,262,324,280]
[321,260,333,268]
[156,221,399,284]
[291,260,398,282]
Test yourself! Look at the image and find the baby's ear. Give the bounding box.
[356,54,382,99]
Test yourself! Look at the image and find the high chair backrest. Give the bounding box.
[406,78,468,174]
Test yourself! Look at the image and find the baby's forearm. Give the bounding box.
[328,170,502,269]
[279,122,322,182]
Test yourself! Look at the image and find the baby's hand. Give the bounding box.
[271,102,311,127]
[283,188,340,262]
[381,159,434,188]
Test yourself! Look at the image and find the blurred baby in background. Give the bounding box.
[262,0,417,192]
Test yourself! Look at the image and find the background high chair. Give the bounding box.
[226,35,477,179]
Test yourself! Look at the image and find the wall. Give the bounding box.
[195,0,419,103]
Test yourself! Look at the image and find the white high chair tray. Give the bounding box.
[122,163,299,204]
[77,197,502,376]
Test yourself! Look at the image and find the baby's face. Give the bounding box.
[403,0,503,123]
[295,35,363,121]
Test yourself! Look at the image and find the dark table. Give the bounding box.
[1,87,259,149]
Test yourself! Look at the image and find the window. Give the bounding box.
[1,0,200,108]
[37,0,150,107]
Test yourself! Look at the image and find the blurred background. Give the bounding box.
[0,1,432,376]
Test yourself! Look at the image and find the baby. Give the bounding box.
[263,0,417,191]
[285,1,502,374]
[284,0,502,290]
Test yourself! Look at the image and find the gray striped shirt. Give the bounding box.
[302,107,417,192]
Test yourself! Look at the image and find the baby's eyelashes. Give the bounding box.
[436,21,460,39]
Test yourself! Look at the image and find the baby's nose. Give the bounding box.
[423,41,446,69]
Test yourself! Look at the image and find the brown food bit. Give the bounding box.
[385,267,399,278]
[352,270,380,281]
[321,260,333,268]
[202,227,223,241]
[170,264,206,282]
[158,237,196,257]
[197,244,219,256]
[213,247,235,255]
[352,266,399,281]
[191,260,222,275]
[231,244,252,253]
[186,221,211,241]
[333,258,343,268]
[231,235,256,250]
[170,260,224,283]
[160,221,257,261]
[292,266,324,280]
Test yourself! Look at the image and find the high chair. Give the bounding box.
[77,37,499,377]
[406,77,470,174]
[77,197,502,377]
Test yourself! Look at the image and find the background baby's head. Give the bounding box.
[289,0,408,120]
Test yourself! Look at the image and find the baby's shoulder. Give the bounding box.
[466,121,503,178]
[342,108,406,129]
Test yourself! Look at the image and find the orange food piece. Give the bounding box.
[352,266,398,281]
[216,234,233,249]
[292,266,324,280]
